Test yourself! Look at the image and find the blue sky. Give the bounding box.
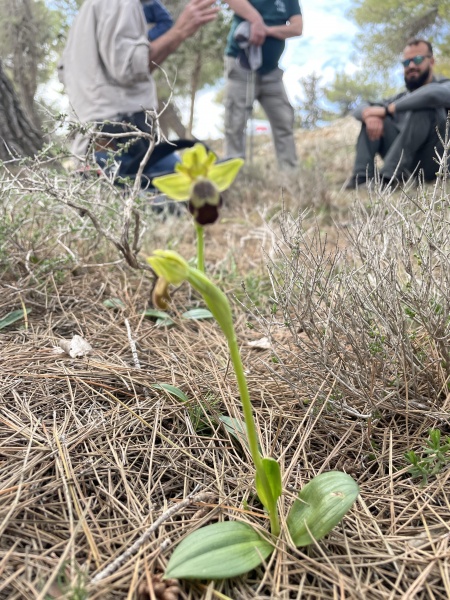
[193,0,359,138]
[282,0,358,88]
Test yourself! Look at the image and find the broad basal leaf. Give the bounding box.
[287,471,359,547]
[0,308,31,330]
[143,308,175,327]
[218,415,263,455]
[165,521,273,580]
[143,308,172,320]
[182,308,213,320]
[155,316,175,327]
[218,415,248,447]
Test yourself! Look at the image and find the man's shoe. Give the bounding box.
[344,175,368,190]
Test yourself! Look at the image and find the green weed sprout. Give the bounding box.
[147,250,359,581]
[152,144,243,273]
[405,428,450,485]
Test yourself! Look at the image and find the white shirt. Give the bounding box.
[60,0,158,155]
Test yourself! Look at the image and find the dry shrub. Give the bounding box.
[0,157,192,280]
[249,176,450,419]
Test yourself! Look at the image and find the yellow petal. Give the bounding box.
[152,172,192,200]
[204,149,218,170]
[178,144,218,179]
[208,158,244,192]
[147,250,190,285]
[184,143,208,168]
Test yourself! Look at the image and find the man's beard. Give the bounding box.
[405,67,430,91]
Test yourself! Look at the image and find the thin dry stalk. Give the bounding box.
[91,489,208,585]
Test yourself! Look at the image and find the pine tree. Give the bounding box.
[0,60,43,159]
[350,0,450,74]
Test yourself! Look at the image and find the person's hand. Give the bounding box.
[362,106,386,141]
[365,116,384,141]
[249,18,266,45]
[175,0,219,40]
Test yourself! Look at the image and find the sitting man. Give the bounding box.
[346,38,450,189]
[59,0,217,183]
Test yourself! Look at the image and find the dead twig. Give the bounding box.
[91,488,207,584]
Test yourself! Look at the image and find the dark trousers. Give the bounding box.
[95,111,193,186]
[353,108,448,182]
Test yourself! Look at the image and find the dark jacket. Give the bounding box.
[352,75,450,125]
[141,0,173,41]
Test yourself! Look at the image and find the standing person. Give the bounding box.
[142,0,173,41]
[224,0,302,169]
[59,0,217,181]
[345,39,450,189]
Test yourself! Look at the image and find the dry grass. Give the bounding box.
[1,121,450,599]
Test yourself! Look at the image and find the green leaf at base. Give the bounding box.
[143,308,170,319]
[151,383,189,403]
[287,471,359,547]
[182,308,214,320]
[0,308,31,330]
[143,308,175,327]
[165,521,273,580]
[103,298,125,309]
[218,415,248,449]
[218,415,262,453]
[255,457,282,510]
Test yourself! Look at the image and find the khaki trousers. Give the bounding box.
[224,56,298,169]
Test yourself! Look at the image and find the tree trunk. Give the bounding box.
[0,60,43,159]
[158,101,188,139]
[187,30,204,137]
[11,0,40,127]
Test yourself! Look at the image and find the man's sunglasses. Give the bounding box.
[401,55,432,67]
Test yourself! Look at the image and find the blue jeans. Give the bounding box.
[95,111,181,188]
[95,148,180,188]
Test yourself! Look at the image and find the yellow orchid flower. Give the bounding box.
[151,144,244,273]
[152,144,244,212]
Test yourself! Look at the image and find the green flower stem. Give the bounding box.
[195,223,205,273]
[147,251,280,536]
[185,267,280,535]
[227,334,280,536]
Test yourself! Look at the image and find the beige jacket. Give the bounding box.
[60,0,157,156]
